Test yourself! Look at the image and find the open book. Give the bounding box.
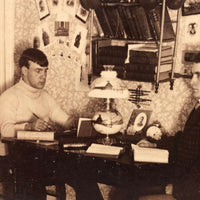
[85,143,124,158]
[131,144,169,163]
[17,131,54,141]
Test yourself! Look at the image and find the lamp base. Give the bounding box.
[97,135,117,145]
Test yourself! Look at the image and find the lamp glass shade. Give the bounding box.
[88,70,129,99]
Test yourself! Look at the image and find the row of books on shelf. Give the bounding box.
[94,4,175,41]
[94,42,173,82]
[117,69,171,82]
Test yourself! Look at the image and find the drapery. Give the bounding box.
[0,0,14,155]
[0,0,14,94]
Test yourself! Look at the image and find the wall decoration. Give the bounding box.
[63,0,76,17]
[41,28,50,46]
[76,4,89,23]
[181,50,198,75]
[50,0,61,14]
[188,22,197,35]
[52,0,59,6]
[35,0,50,20]
[55,21,69,36]
[182,0,200,16]
[33,36,41,49]
[71,25,87,53]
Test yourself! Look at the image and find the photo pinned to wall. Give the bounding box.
[33,25,51,50]
[182,0,200,16]
[126,109,152,135]
[181,50,198,76]
[57,37,70,47]
[75,4,89,23]
[71,25,87,53]
[55,21,69,36]
[62,0,76,17]
[52,0,59,6]
[40,25,51,48]
[33,36,41,49]
[49,0,61,14]
[35,0,50,20]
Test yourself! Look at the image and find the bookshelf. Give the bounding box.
[89,0,180,93]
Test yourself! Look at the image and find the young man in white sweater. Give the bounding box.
[0,48,103,200]
[0,48,74,137]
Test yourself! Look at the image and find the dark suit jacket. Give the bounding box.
[158,107,200,200]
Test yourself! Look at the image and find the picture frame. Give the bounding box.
[71,25,88,53]
[35,0,50,20]
[75,4,89,23]
[126,109,152,134]
[55,21,69,36]
[182,0,200,16]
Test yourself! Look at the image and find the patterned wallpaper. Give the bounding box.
[14,0,200,136]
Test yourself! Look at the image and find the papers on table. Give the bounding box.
[17,131,54,141]
[86,143,124,158]
[131,144,169,163]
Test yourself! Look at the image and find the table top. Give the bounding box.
[2,130,169,167]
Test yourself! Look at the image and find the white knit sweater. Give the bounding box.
[0,79,69,138]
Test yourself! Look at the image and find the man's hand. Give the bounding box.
[26,119,54,131]
[137,139,157,148]
[165,184,173,195]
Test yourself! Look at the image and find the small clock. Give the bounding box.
[146,125,162,141]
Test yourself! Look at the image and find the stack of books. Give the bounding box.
[93,40,128,76]
[124,44,173,82]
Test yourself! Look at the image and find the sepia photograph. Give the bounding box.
[182,0,200,16]
[1,0,200,200]
[55,21,69,36]
[75,4,89,23]
[35,0,50,20]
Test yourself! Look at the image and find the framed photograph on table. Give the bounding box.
[127,109,152,135]
[182,0,200,16]
[35,0,50,20]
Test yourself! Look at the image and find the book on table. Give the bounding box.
[131,144,169,163]
[17,131,54,141]
[85,143,124,158]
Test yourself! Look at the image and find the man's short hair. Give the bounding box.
[19,48,49,68]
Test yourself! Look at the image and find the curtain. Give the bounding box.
[0,0,14,155]
[0,0,14,94]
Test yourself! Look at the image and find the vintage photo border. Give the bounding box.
[182,0,200,16]
[35,0,50,20]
